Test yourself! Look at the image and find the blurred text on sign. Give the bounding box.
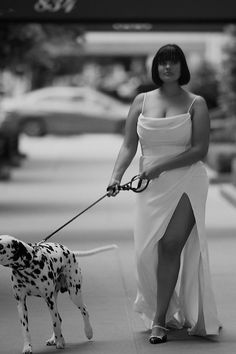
[34,0,77,13]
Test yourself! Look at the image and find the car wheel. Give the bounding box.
[21,119,46,137]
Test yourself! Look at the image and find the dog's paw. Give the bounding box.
[85,325,93,340]
[22,344,33,354]
[46,333,56,346]
[56,336,65,349]
[46,334,65,348]
[46,338,56,346]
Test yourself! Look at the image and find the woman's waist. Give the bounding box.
[139,154,207,174]
[140,145,189,157]
[139,150,185,165]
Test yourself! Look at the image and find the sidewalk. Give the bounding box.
[0,135,236,354]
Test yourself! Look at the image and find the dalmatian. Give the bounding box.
[0,235,117,354]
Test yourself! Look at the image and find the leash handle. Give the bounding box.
[119,174,150,193]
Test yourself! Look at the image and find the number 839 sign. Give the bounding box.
[34,0,77,13]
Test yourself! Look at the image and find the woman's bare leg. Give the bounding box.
[152,193,195,331]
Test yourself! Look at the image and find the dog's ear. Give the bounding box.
[11,240,32,267]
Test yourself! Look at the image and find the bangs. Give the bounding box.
[156,45,182,64]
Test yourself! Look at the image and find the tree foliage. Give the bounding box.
[0,23,84,88]
[0,23,39,70]
[189,60,219,109]
[218,25,236,116]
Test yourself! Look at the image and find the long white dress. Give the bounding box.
[133,95,221,336]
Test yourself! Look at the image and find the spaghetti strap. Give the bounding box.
[188,96,198,113]
[141,92,147,114]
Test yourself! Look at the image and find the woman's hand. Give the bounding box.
[106,179,120,197]
[140,165,162,180]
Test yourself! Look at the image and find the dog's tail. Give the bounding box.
[73,244,118,257]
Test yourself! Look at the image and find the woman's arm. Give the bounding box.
[108,93,143,188]
[141,96,210,180]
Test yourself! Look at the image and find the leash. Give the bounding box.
[39,175,149,244]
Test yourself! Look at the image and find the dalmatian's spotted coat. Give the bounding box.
[0,235,117,354]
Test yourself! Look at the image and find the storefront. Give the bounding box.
[0,0,235,28]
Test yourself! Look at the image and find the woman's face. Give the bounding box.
[158,60,181,84]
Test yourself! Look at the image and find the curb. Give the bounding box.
[206,166,231,184]
[220,184,236,208]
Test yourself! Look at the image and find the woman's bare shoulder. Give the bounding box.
[130,92,146,114]
[124,93,145,124]
[187,92,207,105]
[133,92,145,104]
[135,89,160,106]
[145,88,160,97]
[184,92,207,115]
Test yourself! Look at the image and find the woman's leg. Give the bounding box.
[153,193,195,328]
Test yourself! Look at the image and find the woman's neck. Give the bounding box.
[159,84,183,98]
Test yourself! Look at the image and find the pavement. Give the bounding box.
[0,134,236,354]
[220,183,236,208]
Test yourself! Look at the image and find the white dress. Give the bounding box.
[133,95,221,336]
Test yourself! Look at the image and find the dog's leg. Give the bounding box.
[45,295,65,349]
[16,296,32,354]
[67,266,93,340]
[45,291,58,346]
[45,292,63,347]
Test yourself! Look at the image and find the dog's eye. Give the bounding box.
[0,244,4,251]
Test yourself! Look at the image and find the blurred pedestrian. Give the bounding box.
[0,86,26,177]
[0,88,11,180]
[107,44,221,343]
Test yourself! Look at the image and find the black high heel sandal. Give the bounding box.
[149,324,168,344]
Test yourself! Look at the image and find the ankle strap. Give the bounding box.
[152,324,169,331]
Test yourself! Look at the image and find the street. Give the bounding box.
[0,134,236,354]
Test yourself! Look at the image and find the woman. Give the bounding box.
[107,44,221,343]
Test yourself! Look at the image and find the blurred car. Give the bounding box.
[1,86,130,136]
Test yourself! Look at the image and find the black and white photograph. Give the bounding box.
[0,1,235,353]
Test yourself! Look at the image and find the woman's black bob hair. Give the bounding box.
[151,44,190,87]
